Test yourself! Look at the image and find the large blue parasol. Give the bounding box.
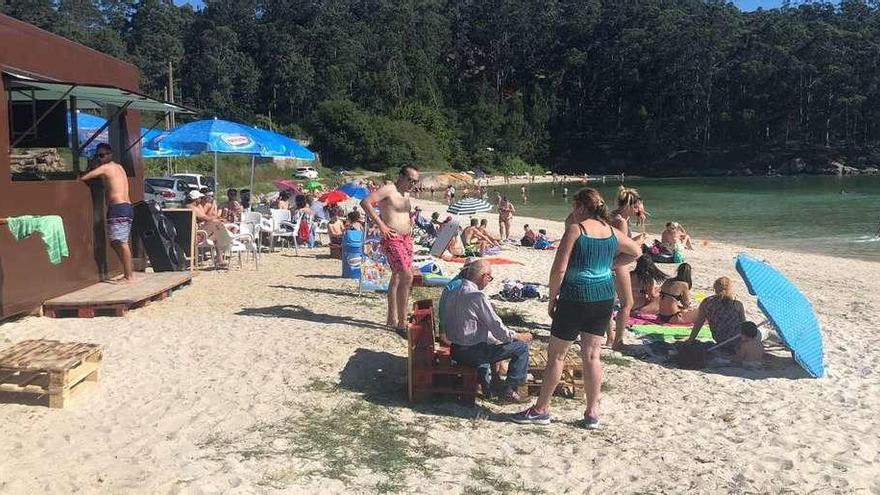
[735,254,825,377]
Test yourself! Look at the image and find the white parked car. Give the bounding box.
[145,177,190,206]
[170,173,216,192]
[143,182,166,208]
[294,166,319,179]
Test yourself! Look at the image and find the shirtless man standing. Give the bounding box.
[361,165,420,331]
[80,143,134,281]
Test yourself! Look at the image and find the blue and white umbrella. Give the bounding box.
[736,254,824,378]
[447,197,492,216]
[337,182,369,200]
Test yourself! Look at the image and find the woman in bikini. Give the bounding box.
[498,196,515,241]
[608,186,646,348]
[630,255,668,315]
[657,263,697,323]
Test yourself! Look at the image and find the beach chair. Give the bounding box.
[262,208,300,254]
[213,225,259,270]
[314,219,329,245]
[407,299,478,404]
[239,211,263,251]
[430,220,460,257]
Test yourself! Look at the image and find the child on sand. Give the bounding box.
[734,321,764,367]
[521,224,536,247]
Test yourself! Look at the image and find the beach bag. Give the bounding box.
[521,284,540,299]
[297,217,310,242]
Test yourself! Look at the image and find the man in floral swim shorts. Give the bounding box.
[361,165,420,332]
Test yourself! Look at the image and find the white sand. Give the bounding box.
[0,198,878,494]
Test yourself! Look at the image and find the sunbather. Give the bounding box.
[662,222,694,251]
[630,255,668,314]
[686,276,745,351]
[327,212,344,244]
[463,218,497,253]
[479,219,500,245]
[520,224,536,247]
[657,263,697,324]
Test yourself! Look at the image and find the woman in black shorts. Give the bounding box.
[513,188,640,428]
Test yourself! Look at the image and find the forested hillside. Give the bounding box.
[4,1,880,175]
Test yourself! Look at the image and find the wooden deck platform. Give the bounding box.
[43,272,193,318]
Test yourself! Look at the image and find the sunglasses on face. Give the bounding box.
[96,153,111,158]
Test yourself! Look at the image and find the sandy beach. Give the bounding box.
[1,197,879,494]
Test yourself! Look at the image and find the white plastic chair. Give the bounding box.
[213,225,259,269]
[239,211,263,250]
[263,208,300,254]
[314,219,329,246]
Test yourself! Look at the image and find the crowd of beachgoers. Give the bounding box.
[1,168,878,493]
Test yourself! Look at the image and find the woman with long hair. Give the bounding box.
[608,186,646,348]
[630,255,668,314]
[657,263,698,323]
[498,195,515,241]
[513,188,641,428]
[687,277,746,351]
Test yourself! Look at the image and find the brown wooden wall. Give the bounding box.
[0,14,143,319]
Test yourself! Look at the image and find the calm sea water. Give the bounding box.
[481,176,880,262]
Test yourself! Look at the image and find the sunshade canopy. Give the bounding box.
[5,74,193,114]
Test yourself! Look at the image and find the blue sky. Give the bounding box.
[173,1,795,12]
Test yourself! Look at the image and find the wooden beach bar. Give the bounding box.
[0,14,190,320]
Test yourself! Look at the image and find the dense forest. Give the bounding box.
[4,0,880,175]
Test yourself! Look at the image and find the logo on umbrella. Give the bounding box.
[220,134,253,147]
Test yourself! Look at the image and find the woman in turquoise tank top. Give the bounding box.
[513,188,641,428]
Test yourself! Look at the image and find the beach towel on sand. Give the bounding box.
[6,215,69,264]
[630,324,712,342]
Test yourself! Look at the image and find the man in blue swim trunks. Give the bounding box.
[81,143,134,282]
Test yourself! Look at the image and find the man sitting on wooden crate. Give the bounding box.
[439,259,532,403]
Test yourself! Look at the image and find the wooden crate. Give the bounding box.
[518,349,584,398]
[43,272,192,318]
[0,340,102,408]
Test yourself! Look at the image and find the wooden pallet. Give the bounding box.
[518,349,584,398]
[43,272,192,318]
[0,340,102,408]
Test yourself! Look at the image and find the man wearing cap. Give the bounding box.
[439,259,532,402]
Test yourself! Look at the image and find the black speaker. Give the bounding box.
[132,201,187,271]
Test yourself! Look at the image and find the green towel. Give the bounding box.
[631,324,712,342]
[6,215,69,265]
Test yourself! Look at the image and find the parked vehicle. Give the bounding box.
[143,182,166,208]
[294,166,319,179]
[170,173,216,192]
[145,177,190,206]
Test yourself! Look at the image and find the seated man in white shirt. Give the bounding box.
[439,259,532,403]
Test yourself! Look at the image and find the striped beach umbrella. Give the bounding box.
[447,198,492,215]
